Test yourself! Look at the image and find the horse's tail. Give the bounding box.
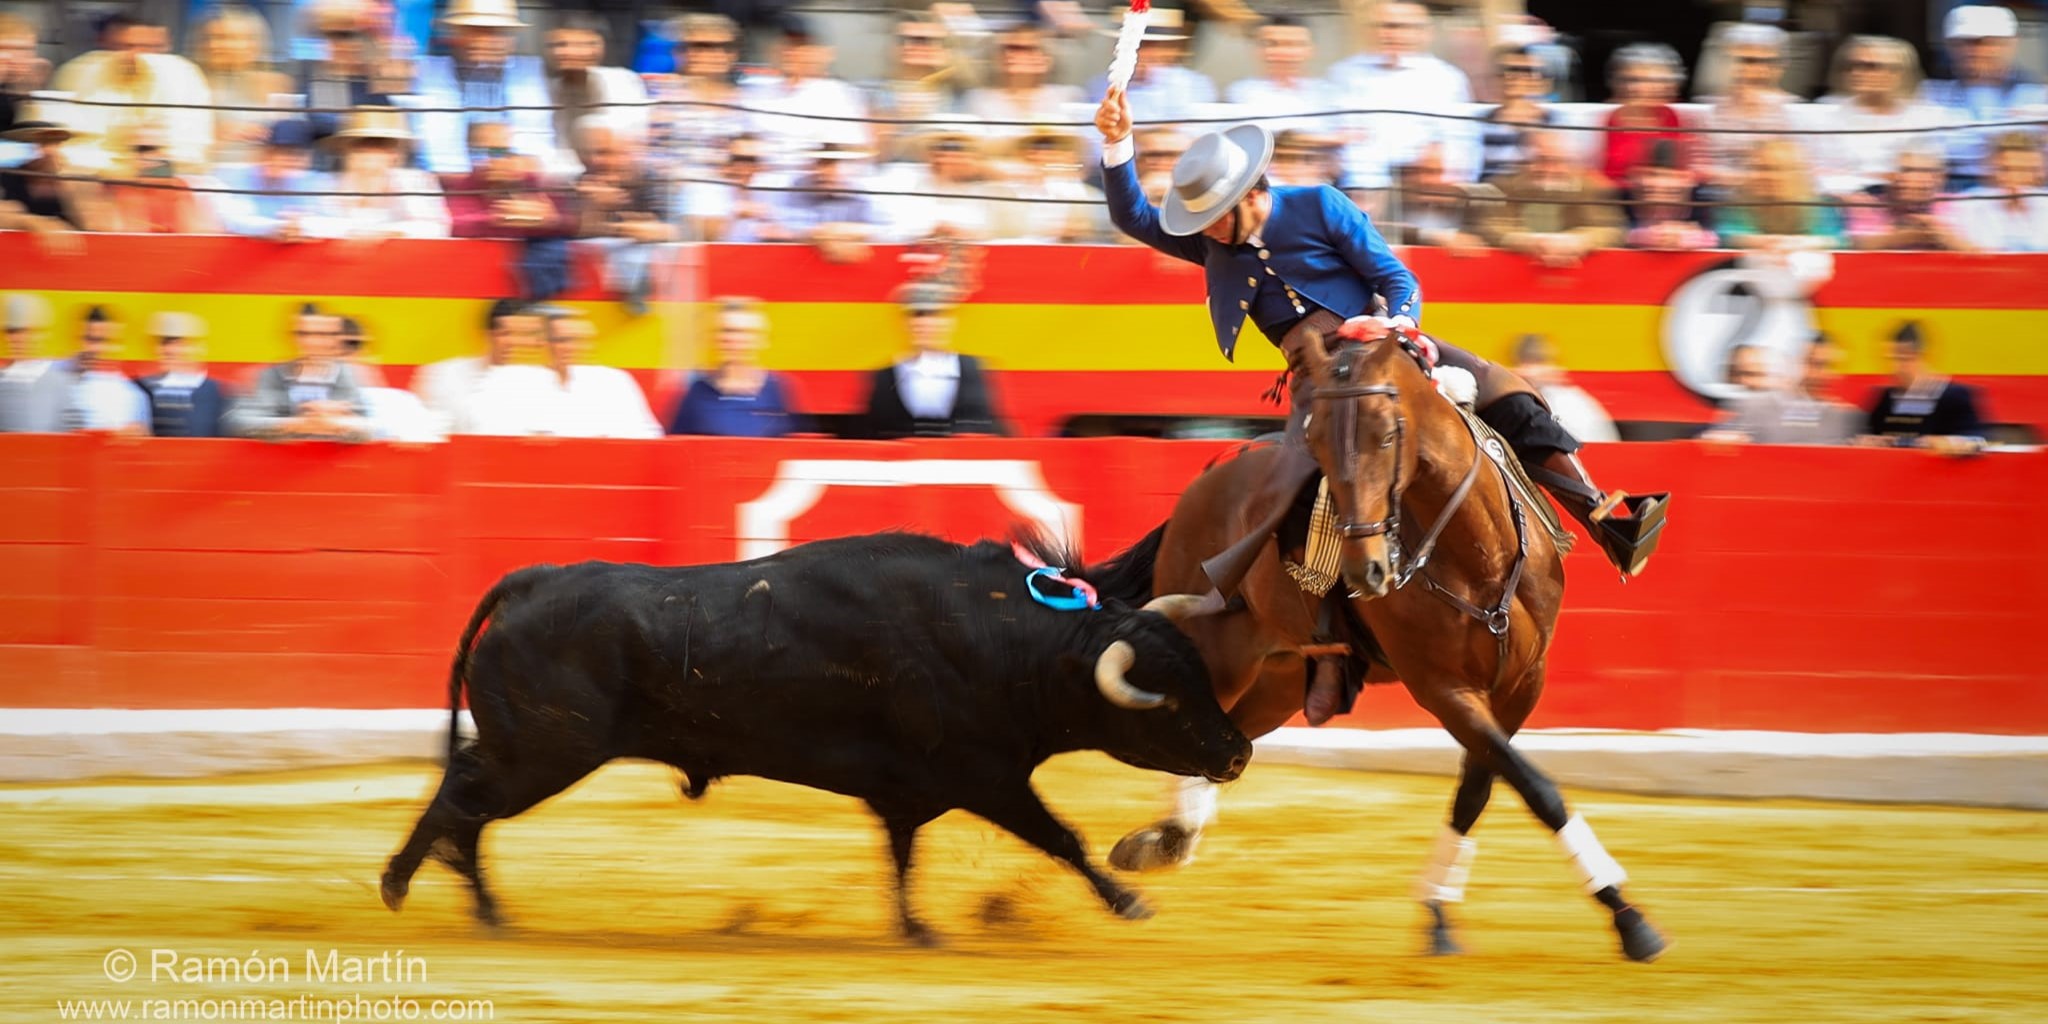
[444,564,558,764]
[1080,521,1166,607]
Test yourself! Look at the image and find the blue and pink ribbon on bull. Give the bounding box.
[1012,543,1101,612]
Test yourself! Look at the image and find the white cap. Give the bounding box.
[149,311,205,339]
[4,294,51,331]
[1945,5,2018,40]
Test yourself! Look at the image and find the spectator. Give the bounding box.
[308,106,450,239]
[964,22,1083,145]
[681,133,780,242]
[192,6,290,166]
[1132,127,1188,205]
[1623,139,1717,250]
[413,299,541,436]
[668,297,798,438]
[0,119,107,232]
[774,142,882,255]
[573,119,677,313]
[1510,333,1617,443]
[137,311,227,438]
[744,15,871,162]
[300,5,396,151]
[1697,23,1800,190]
[1268,130,1345,189]
[411,0,555,176]
[1863,321,1985,448]
[1813,36,1949,198]
[645,14,748,179]
[48,11,213,174]
[226,308,369,441]
[1481,130,1623,267]
[212,119,330,240]
[531,308,662,438]
[1921,5,2047,191]
[1705,332,1859,445]
[442,120,571,240]
[1945,132,2048,251]
[338,315,439,442]
[544,12,649,178]
[0,13,50,134]
[60,305,150,434]
[871,13,964,161]
[1599,42,1693,185]
[1717,139,1847,251]
[860,280,1006,439]
[1223,15,1337,131]
[0,294,68,432]
[1724,343,1776,397]
[1327,2,1478,189]
[997,126,1104,243]
[879,126,1003,241]
[1088,7,1217,125]
[1478,44,1560,180]
[1380,143,1494,251]
[1847,145,1970,251]
[103,122,221,234]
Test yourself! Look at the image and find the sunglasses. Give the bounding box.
[472,146,512,160]
[133,144,163,154]
[295,329,341,338]
[685,39,736,51]
[1139,151,1176,161]
[1501,64,1546,78]
[726,153,760,165]
[1001,42,1041,53]
[910,309,946,318]
[1849,60,1899,72]
[900,34,945,45]
[933,141,970,154]
[1735,55,1782,67]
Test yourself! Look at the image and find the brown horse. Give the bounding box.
[1086,334,1667,962]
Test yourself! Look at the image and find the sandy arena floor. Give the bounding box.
[1,755,2043,1023]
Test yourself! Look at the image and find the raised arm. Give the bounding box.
[1095,89,1208,265]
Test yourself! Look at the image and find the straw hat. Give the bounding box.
[915,118,988,159]
[0,120,77,145]
[1012,123,1083,159]
[1101,6,1188,42]
[808,141,871,162]
[440,0,528,30]
[1159,124,1275,237]
[323,106,414,147]
[5,294,51,332]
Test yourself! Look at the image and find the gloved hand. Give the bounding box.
[1336,314,1417,342]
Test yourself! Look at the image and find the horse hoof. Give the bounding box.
[902,921,944,948]
[1108,824,1193,873]
[1615,907,1668,963]
[1111,891,1156,921]
[378,873,407,913]
[1425,927,1463,957]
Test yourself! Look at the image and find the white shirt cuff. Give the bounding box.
[1103,135,1135,168]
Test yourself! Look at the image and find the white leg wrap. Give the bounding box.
[1554,813,1628,893]
[1413,826,1479,904]
[1170,776,1219,832]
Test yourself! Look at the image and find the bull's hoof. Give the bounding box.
[471,899,505,931]
[1108,824,1193,873]
[379,873,408,912]
[1424,903,1462,956]
[901,919,944,948]
[1614,906,1668,963]
[1109,891,1155,921]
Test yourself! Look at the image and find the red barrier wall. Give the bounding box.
[1,437,2042,735]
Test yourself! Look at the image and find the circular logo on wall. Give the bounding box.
[1660,252,1835,402]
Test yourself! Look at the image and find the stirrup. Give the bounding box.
[1592,493,1669,577]
[1590,489,1630,522]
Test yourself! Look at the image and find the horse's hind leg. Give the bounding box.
[1420,687,1667,963]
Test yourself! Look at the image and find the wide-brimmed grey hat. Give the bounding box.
[1160,124,1276,237]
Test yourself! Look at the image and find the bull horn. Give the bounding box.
[1142,593,1216,623]
[1094,640,1167,710]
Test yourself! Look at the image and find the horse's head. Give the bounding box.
[1298,333,1429,600]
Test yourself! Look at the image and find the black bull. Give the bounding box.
[381,533,1252,943]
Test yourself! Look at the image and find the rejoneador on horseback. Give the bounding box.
[1082,85,1671,961]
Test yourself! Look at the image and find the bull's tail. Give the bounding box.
[445,565,559,764]
[1082,521,1166,607]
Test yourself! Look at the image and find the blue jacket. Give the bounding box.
[1103,155,1421,361]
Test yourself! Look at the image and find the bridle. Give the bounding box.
[1307,336,1532,681]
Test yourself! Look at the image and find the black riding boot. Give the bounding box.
[1529,450,1667,578]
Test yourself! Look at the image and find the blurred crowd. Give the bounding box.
[0,0,2044,278]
